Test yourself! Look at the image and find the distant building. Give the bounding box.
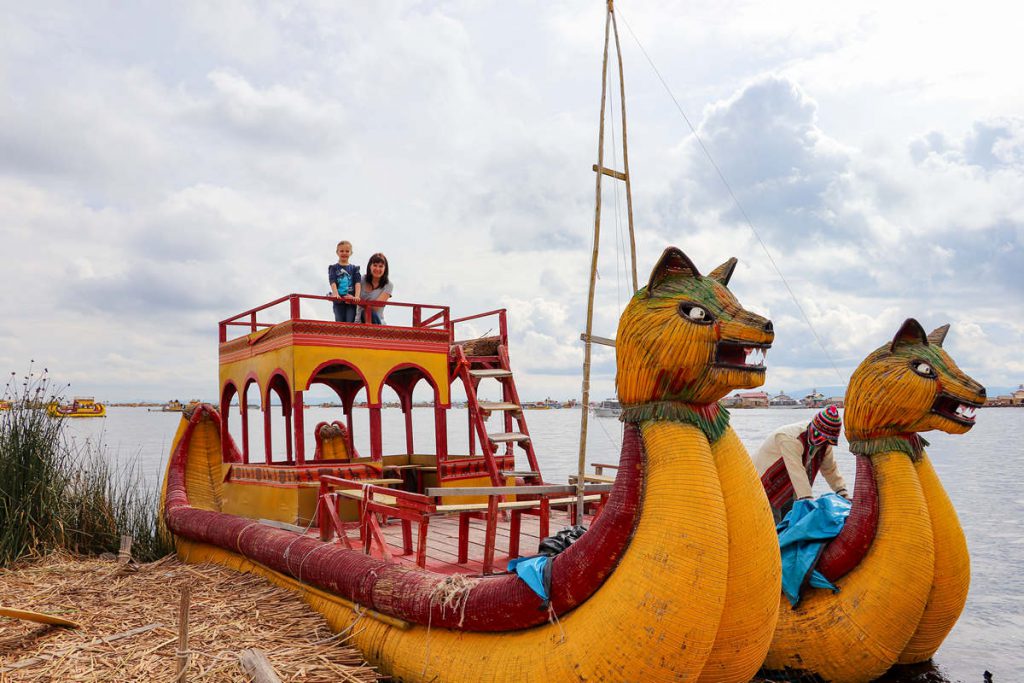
[769,392,798,407]
[825,397,845,408]
[1013,385,1024,407]
[736,391,769,408]
[721,393,742,408]
[802,389,826,409]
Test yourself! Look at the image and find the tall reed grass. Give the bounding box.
[0,367,173,566]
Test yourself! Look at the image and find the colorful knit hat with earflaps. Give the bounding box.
[809,405,842,445]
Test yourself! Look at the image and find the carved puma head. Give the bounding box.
[616,247,774,405]
[844,319,987,441]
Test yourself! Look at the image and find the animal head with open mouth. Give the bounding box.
[616,246,774,405]
[844,319,987,441]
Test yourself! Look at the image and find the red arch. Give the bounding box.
[304,359,370,392]
[381,362,443,405]
[263,369,291,408]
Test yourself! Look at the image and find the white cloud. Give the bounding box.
[1,1,1022,403]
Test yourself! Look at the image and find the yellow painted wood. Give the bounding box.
[765,452,934,683]
[173,420,742,681]
[898,452,970,664]
[699,427,781,683]
[0,606,79,628]
[220,345,450,405]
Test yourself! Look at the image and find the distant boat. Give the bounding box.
[47,397,106,418]
[149,399,199,413]
[592,399,621,418]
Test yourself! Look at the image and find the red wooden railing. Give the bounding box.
[218,294,452,344]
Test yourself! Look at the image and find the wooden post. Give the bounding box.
[238,649,283,683]
[369,405,383,460]
[577,0,638,521]
[293,390,305,465]
[610,7,638,292]
[240,388,250,463]
[176,586,191,682]
[578,2,613,522]
[117,535,132,564]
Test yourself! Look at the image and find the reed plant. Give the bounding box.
[0,367,173,566]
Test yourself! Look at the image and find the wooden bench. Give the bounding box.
[317,477,612,573]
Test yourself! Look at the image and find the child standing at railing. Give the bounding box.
[328,241,361,322]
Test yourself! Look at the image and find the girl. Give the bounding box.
[357,253,393,324]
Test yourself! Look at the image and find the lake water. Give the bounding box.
[66,406,1023,681]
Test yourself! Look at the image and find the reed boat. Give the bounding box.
[0,399,11,411]
[46,397,106,418]
[149,399,189,412]
[162,239,784,683]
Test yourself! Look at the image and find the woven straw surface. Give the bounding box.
[0,553,379,682]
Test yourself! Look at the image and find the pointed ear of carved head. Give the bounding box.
[646,246,700,294]
[618,246,774,405]
[927,324,950,347]
[707,257,738,287]
[889,318,928,352]
[845,319,987,442]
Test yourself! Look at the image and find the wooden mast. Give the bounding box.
[577,0,637,519]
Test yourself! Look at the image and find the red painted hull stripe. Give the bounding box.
[164,406,643,632]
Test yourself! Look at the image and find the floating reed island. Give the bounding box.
[0,552,380,682]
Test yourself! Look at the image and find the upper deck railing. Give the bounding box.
[218,294,509,348]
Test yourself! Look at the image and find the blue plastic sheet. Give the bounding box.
[507,555,551,601]
[777,493,852,606]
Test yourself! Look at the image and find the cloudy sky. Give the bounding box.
[2,0,1022,402]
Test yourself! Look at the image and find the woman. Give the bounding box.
[357,253,393,324]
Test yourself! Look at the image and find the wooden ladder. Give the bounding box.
[452,344,543,486]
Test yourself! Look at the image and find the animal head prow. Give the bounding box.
[845,318,986,442]
[616,246,774,406]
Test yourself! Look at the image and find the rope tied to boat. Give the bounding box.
[428,574,479,627]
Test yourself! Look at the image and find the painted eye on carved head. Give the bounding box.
[678,302,714,325]
[911,360,937,378]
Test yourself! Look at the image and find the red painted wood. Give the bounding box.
[816,455,879,581]
[240,391,250,463]
[165,406,643,632]
[509,511,522,558]
[458,514,470,564]
[263,400,272,463]
[369,406,382,460]
[293,390,305,465]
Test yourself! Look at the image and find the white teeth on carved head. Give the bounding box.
[743,347,767,367]
[955,404,976,420]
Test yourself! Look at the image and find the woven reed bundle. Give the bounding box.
[0,553,380,682]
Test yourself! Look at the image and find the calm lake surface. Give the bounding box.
[66,406,1023,681]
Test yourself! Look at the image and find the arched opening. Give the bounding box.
[381,363,444,461]
[265,372,293,464]
[220,381,238,464]
[305,361,371,463]
[241,377,262,463]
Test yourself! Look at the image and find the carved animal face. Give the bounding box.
[616,247,774,405]
[844,319,987,441]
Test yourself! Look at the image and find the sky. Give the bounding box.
[1,0,1022,403]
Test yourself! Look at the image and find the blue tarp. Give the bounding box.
[507,555,551,602]
[777,493,851,606]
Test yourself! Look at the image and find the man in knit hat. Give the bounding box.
[755,405,849,523]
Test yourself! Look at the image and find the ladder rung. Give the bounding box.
[592,164,628,181]
[488,432,530,444]
[470,369,513,379]
[501,471,540,478]
[478,401,520,412]
[579,332,617,348]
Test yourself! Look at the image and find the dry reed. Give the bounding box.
[0,553,380,682]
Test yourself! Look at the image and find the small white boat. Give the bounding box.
[591,399,621,418]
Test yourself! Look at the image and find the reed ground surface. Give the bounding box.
[0,553,379,682]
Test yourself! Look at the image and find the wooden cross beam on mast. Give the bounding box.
[577,0,637,520]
